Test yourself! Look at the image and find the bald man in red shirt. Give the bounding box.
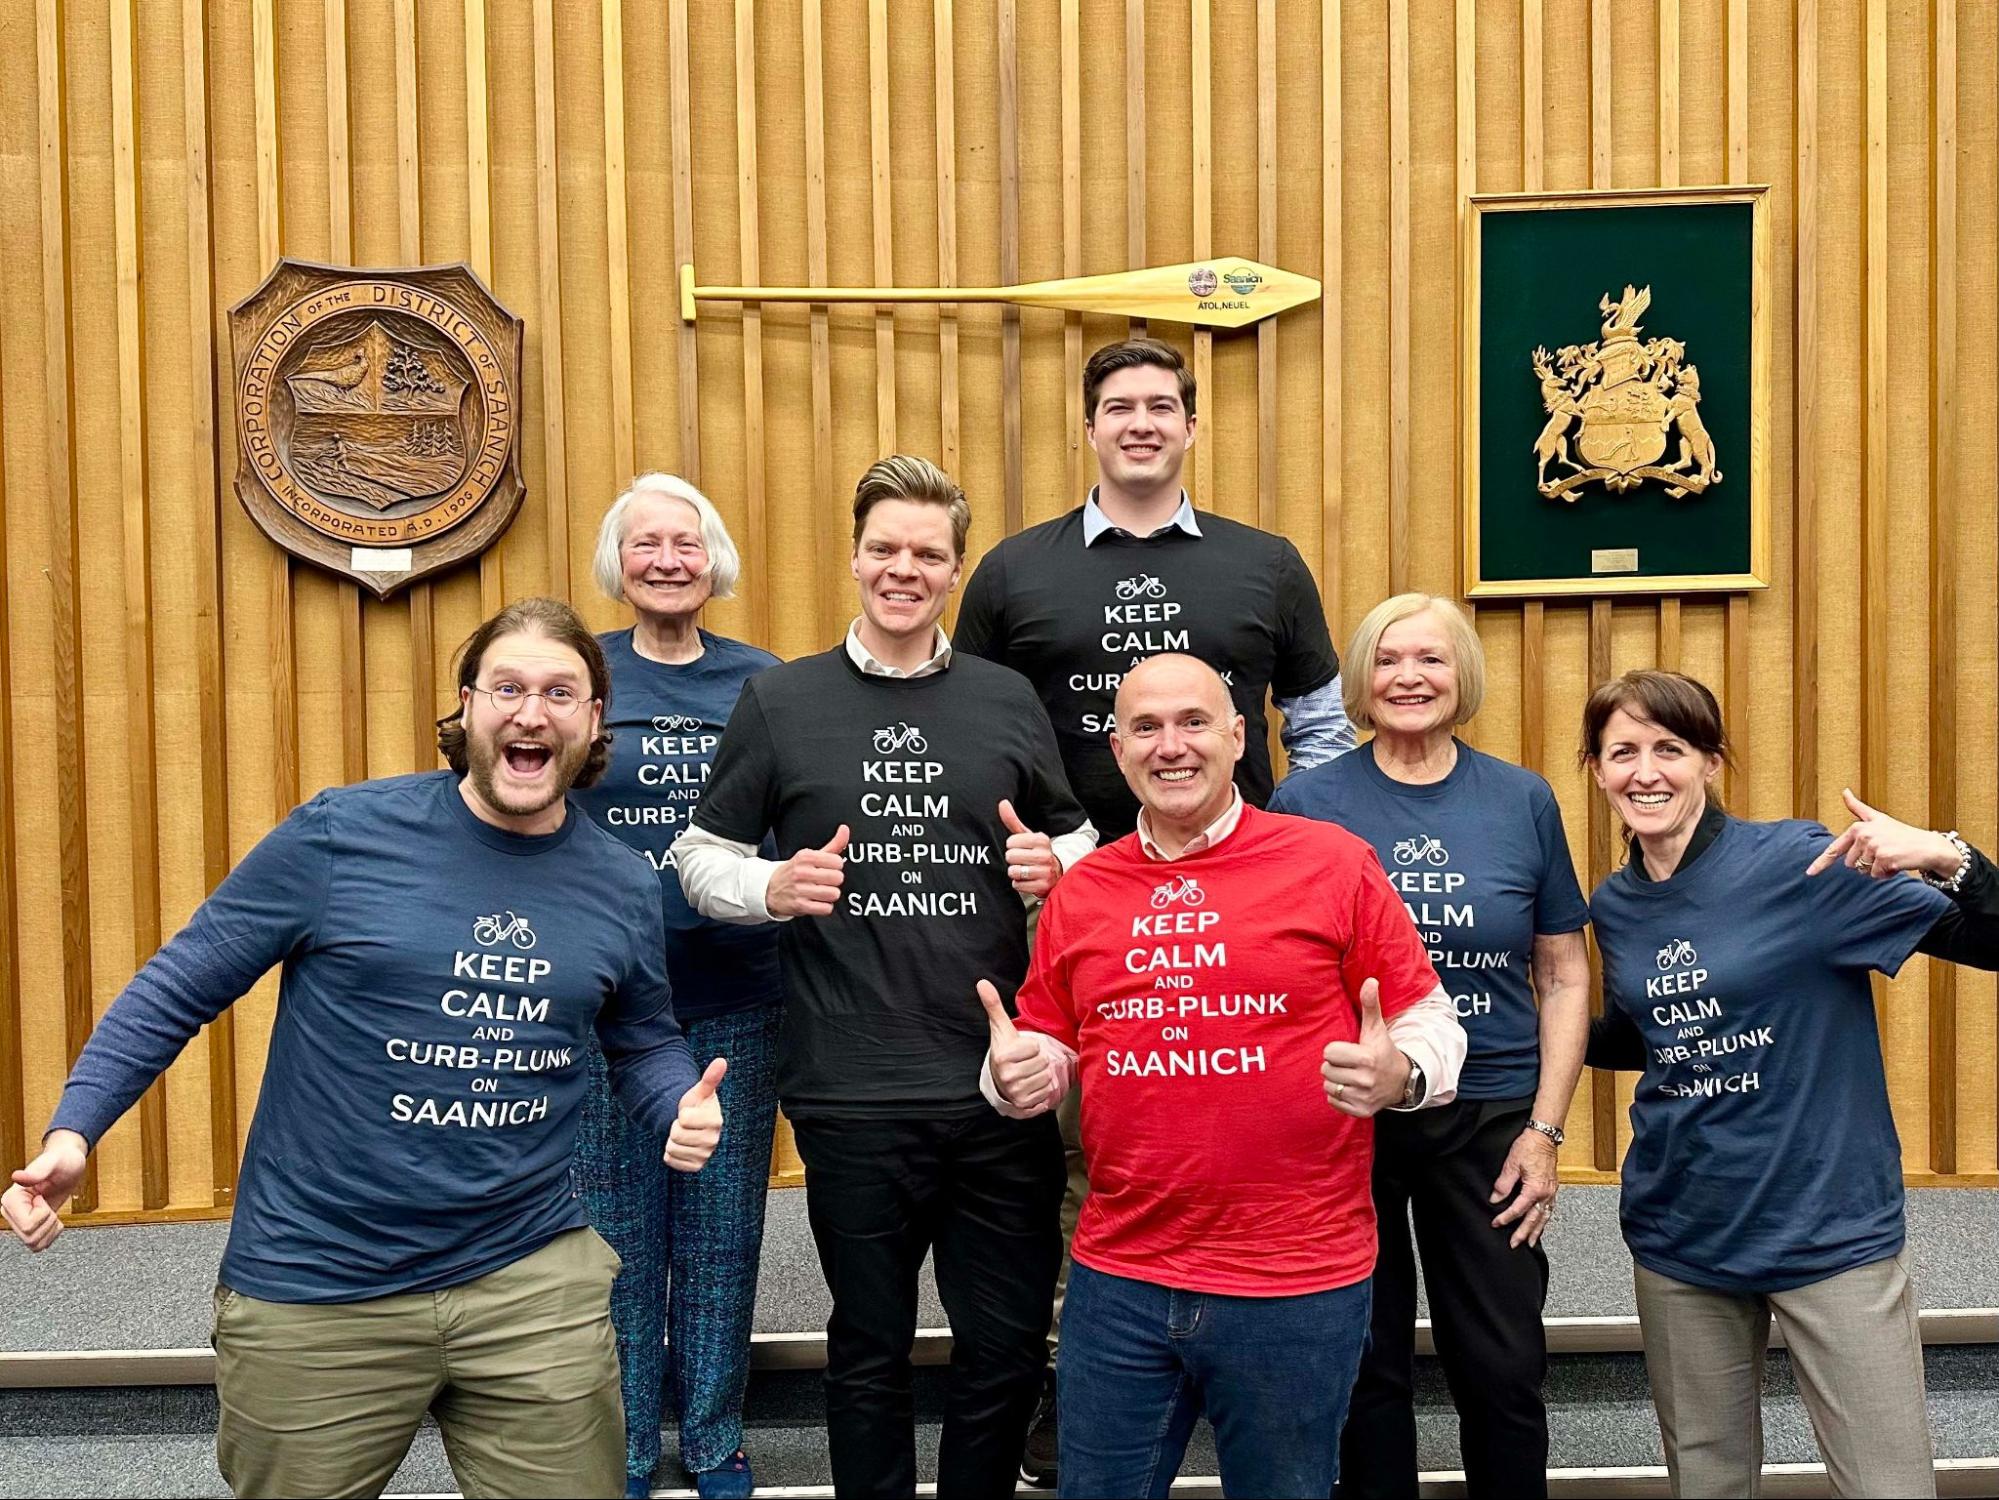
[978,653,1465,1498]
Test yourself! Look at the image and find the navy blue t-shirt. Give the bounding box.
[50,772,699,1303]
[569,628,783,1021]
[1271,742,1587,1099]
[1590,816,1949,1292]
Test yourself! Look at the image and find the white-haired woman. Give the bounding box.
[570,473,781,1500]
[1269,593,1590,1500]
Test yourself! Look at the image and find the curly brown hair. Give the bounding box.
[436,597,613,788]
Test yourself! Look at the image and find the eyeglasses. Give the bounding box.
[469,684,596,720]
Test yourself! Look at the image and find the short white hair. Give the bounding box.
[592,472,742,603]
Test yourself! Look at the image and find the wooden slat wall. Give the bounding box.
[3,0,1995,1222]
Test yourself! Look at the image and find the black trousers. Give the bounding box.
[790,1108,1066,1499]
[1338,1097,1551,1500]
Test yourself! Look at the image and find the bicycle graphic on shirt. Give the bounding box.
[1150,875,1207,909]
[1392,835,1450,867]
[873,723,929,755]
[473,911,538,950]
[1116,574,1169,601]
[651,714,704,734]
[1655,938,1697,970]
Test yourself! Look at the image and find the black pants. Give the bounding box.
[1338,1097,1550,1500]
[790,1108,1066,1499]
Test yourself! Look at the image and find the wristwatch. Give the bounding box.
[1524,1118,1566,1146]
[1397,1056,1427,1110]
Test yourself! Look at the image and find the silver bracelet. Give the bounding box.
[1921,830,1974,894]
[1523,1117,1566,1147]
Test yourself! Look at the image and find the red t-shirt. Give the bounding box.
[1016,804,1440,1296]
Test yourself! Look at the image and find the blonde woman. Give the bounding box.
[1270,593,1590,1499]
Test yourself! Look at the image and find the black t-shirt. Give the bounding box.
[955,507,1340,838]
[692,647,1089,1118]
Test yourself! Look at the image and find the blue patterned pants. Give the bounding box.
[576,1005,783,1482]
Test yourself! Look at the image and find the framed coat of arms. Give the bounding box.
[1461,186,1770,598]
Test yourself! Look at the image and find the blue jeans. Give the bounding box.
[575,1005,782,1482]
[1058,1262,1372,1499]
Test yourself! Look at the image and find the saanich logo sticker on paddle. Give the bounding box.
[1186,266,1219,297]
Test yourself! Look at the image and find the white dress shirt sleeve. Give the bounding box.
[1051,819,1100,873]
[672,824,789,924]
[1386,983,1467,1110]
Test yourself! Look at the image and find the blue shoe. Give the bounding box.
[625,1476,653,1499]
[694,1450,754,1499]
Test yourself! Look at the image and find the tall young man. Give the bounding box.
[980,654,1465,1498]
[675,456,1095,1499]
[2,598,726,1499]
[952,337,1357,1481]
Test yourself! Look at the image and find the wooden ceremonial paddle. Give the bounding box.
[679,258,1320,330]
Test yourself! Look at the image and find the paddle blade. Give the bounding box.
[1008,258,1320,329]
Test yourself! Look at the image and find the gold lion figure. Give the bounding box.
[1530,346,1585,491]
[1663,364,1721,489]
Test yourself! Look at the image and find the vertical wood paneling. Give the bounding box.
[38,0,98,1214]
[732,0,767,644]
[1794,0,1818,818]
[1859,0,1887,807]
[999,0,1022,533]
[668,0,700,485]
[327,0,368,786]
[532,0,571,599]
[1723,0,1749,807]
[934,0,959,478]
[0,227,21,1179]
[1929,0,1958,1171]
[396,0,434,771]
[1062,0,1083,505]
[110,0,169,1210]
[1189,0,1213,509]
[1387,0,1410,593]
[1255,0,1276,534]
[252,0,298,831]
[1320,0,1341,621]
[1655,0,1681,673]
[1126,0,1146,337]
[869,0,896,457]
[182,0,238,1204]
[602,0,634,486]
[466,0,501,616]
[804,0,835,641]
[1454,0,1475,711]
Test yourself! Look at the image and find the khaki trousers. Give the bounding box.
[211,1226,627,1499]
[1634,1251,1934,1499]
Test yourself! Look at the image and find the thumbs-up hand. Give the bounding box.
[999,800,1060,900]
[3,1129,89,1252]
[1805,787,1960,883]
[767,825,850,917]
[1322,978,1412,1118]
[979,979,1053,1111]
[665,1058,727,1172]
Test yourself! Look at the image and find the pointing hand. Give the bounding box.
[1805,788,1962,883]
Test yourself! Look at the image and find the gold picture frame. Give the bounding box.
[1461,185,1771,599]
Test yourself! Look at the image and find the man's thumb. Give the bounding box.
[1842,786,1879,822]
[12,1149,59,1191]
[1358,977,1385,1029]
[687,1057,727,1104]
[821,824,851,856]
[977,979,1018,1037]
[997,799,1030,836]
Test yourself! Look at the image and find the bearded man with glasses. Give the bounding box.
[3,596,726,1500]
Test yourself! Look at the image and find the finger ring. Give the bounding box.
[1332,1081,1346,1100]
[1859,859,1874,869]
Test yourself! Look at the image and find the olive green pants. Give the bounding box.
[211,1226,626,1499]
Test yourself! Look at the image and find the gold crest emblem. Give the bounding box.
[1531,285,1721,502]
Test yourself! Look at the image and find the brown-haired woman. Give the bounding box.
[1580,669,1999,1498]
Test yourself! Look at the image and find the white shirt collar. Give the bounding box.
[845,619,953,679]
[1081,488,1203,546]
[1136,787,1245,862]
